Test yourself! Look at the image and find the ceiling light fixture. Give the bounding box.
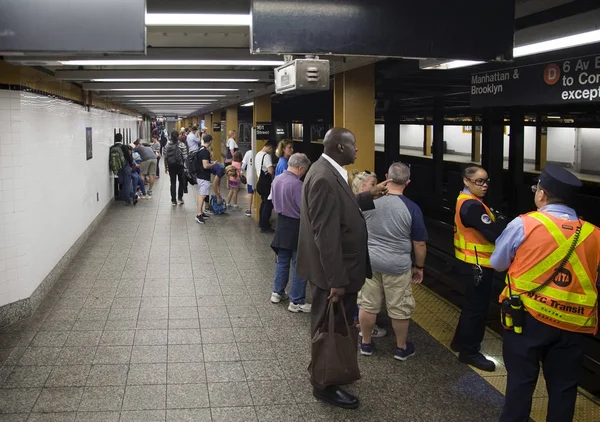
[107,88,239,91]
[92,78,259,83]
[241,102,254,107]
[61,60,284,66]
[424,29,600,70]
[546,115,562,119]
[129,99,218,102]
[120,95,226,98]
[145,13,251,26]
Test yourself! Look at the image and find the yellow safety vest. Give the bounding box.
[454,192,496,268]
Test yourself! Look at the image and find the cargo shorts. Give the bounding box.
[357,270,415,320]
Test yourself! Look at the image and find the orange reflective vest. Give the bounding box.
[500,211,600,334]
[454,192,496,268]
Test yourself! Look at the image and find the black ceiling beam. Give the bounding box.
[515,0,600,31]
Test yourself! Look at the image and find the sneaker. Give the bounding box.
[458,352,496,372]
[133,195,138,206]
[270,292,288,303]
[141,194,149,199]
[358,325,387,338]
[245,210,252,217]
[171,201,177,206]
[195,215,205,224]
[359,339,373,356]
[394,342,416,361]
[177,198,184,205]
[261,227,275,234]
[288,303,311,313]
[201,213,210,219]
[147,190,153,195]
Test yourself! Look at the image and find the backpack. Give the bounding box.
[165,143,184,168]
[256,152,273,196]
[210,195,227,215]
[109,145,126,173]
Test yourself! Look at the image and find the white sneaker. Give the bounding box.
[358,325,387,338]
[288,303,311,313]
[270,292,288,303]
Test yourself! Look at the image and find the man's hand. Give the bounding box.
[412,267,424,284]
[370,179,392,199]
[327,287,345,302]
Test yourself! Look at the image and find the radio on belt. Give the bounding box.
[274,58,330,94]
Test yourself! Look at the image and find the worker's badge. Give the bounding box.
[553,267,572,287]
[481,214,492,224]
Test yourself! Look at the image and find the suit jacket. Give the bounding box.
[297,156,374,293]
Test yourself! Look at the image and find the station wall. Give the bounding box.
[0,89,138,309]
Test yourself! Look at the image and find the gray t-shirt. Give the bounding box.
[135,145,156,161]
[364,195,428,275]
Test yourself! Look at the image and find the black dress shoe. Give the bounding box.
[313,386,359,409]
[458,352,496,372]
[450,341,461,353]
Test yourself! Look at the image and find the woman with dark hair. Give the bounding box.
[164,130,189,206]
[451,164,504,372]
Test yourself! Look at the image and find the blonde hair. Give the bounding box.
[228,130,236,138]
[350,170,377,194]
[275,140,293,158]
[225,164,237,176]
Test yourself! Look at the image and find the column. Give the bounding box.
[509,108,525,214]
[432,99,444,196]
[423,125,432,156]
[226,104,239,156]
[203,113,213,138]
[384,112,400,171]
[535,114,547,171]
[252,94,272,220]
[481,108,505,210]
[333,63,375,173]
[471,124,481,162]
[212,111,223,163]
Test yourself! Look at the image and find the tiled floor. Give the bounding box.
[0,176,595,421]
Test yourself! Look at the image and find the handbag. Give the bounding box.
[256,153,272,196]
[308,300,360,386]
[240,174,247,185]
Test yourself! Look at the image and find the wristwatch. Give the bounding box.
[414,265,424,270]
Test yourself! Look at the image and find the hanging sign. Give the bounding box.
[256,122,272,140]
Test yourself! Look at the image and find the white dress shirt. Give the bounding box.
[322,153,348,183]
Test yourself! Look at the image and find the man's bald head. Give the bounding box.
[323,127,358,166]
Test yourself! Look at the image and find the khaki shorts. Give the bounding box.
[357,270,415,320]
[140,159,157,176]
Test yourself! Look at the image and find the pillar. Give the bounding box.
[203,113,213,140]
[535,114,547,171]
[423,125,432,156]
[252,94,272,220]
[226,104,239,159]
[432,99,444,196]
[211,111,223,163]
[481,108,504,210]
[384,112,400,173]
[333,64,375,173]
[471,125,481,162]
[509,109,525,214]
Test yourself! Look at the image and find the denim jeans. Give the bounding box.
[118,165,133,202]
[272,248,307,304]
[131,171,146,195]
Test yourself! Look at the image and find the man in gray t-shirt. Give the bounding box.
[357,162,428,361]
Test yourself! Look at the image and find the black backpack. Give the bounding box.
[256,152,273,196]
[165,143,184,168]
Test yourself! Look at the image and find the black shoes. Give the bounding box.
[312,386,359,409]
[260,227,275,233]
[458,352,496,372]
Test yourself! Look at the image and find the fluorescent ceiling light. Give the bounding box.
[120,95,226,98]
[92,78,259,82]
[425,29,600,70]
[145,13,250,26]
[129,99,218,102]
[241,102,254,107]
[60,60,284,66]
[108,88,239,91]
[547,115,561,119]
[514,29,600,58]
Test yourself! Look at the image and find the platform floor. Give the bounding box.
[0,176,597,421]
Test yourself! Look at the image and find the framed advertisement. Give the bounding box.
[86,127,93,160]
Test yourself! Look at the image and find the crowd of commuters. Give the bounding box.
[111,125,598,421]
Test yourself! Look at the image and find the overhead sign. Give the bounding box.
[256,122,272,140]
[213,123,221,132]
[471,54,600,107]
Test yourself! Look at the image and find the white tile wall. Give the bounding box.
[0,89,138,307]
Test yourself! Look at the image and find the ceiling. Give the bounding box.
[2,0,600,119]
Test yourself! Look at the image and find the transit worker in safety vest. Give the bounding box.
[451,165,505,372]
[491,163,600,422]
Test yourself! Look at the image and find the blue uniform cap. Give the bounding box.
[538,163,582,200]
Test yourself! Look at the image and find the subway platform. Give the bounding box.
[0,178,596,421]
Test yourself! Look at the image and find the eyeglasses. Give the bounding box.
[468,178,490,186]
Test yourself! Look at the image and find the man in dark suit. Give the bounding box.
[297,127,388,409]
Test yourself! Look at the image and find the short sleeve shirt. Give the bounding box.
[364,195,428,274]
[242,150,255,186]
[196,147,212,181]
[226,138,238,151]
[255,151,273,178]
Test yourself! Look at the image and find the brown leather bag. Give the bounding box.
[308,300,360,386]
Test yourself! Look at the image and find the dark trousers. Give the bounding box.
[169,166,184,202]
[452,262,494,355]
[259,195,273,229]
[310,283,358,390]
[156,156,161,176]
[500,313,583,422]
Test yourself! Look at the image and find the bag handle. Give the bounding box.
[326,299,351,337]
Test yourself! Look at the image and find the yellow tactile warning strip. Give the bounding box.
[412,284,600,422]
